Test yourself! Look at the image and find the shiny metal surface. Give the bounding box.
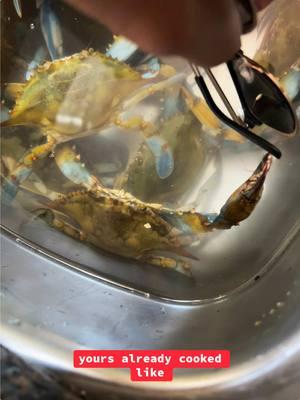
[1,0,300,398]
[1,223,300,398]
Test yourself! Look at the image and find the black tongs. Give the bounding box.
[191,51,296,159]
[191,0,296,159]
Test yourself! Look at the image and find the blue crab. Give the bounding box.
[2,39,241,204]
[33,148,272,275]
[1,48,183,200]
[255,0,300,102]
[256,0,300,79]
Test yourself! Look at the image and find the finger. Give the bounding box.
[66,0,242,66]
[255,0,273,10]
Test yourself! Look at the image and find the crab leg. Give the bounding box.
[1,135,56,202]
[114,73,186,179]
[113,114,174,179]
[121,72,182,111]
[35,208,86,241]
[181,87,244,142]
[139,254,192,276]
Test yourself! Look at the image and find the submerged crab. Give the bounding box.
[34,151,272,275]
[254,0,300,103]
[113,80,228,204]
[1,48,181,200]
[2,45,240,205]
[255,0,300,78]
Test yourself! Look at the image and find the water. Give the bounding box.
[1,0,299,301]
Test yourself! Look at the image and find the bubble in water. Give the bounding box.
[30,23,35,30]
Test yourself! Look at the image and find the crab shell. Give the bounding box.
[3,49,167,136]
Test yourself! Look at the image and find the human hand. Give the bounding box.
[66,0,273,66]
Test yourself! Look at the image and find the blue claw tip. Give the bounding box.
[1,181,18,204]
[145,136,174,179]
[59,161,94,186]
[1,166,32,203]
[13,0,22,18]
[40,0,64,60]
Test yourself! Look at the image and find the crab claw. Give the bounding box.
[1,166,31,204]
[207,153,272,229]
[55,145,103,190]
[145,136,174,179]
[40,0,64,60]
[13,0,22,18]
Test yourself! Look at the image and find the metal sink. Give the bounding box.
[1,0,300,398]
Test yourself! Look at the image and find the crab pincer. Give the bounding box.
[206,153,272,230]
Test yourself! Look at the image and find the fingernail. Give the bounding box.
[235,0,257,34]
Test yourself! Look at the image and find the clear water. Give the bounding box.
[1,0,299,301]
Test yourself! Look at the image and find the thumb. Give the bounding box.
[66,0,242,66]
